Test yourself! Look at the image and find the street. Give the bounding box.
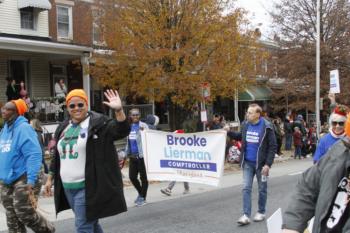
[0,157,313,233]
[52,175,300,233]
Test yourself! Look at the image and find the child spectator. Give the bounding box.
[226,131,242,164]
[293,127,302,159]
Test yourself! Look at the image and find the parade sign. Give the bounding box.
[267,208,282,233]
[141,130,226,186]
[330,69,340,93]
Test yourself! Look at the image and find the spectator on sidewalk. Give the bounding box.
[293,127,302,159]
[145,114,159,130]
[273,117,284,156]
[44,89,130,233]
[30,118,49,174]
[206,113,223,130]
[313,105,348,163]
[237,103,277,226]
[125,108,149,207]
[282,113,350,233]
[0,98,55,233]
[284,115,293,150]
[226,131,242,164]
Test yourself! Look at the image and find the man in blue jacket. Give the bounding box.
[0,99,54,233]
[237,103,277,225]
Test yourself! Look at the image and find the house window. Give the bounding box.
[20,8,35,30]
[92,9,104,45]
[57,6,72,39]
[92,22,100,44]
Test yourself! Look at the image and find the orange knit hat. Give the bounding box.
[66,89,88,105]
[11,99,28,116]
[345,113,350,138]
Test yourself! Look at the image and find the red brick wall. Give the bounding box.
[49,0,93,46]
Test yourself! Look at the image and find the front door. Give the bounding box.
[9,60,30,96]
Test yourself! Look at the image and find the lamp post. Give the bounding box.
[316,0,321,139]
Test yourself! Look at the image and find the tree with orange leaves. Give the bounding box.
[91,0,263,128]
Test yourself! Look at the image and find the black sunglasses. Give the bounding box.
[331,121,345,127]
[68,103,85,109]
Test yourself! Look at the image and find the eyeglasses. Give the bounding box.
[331,121,345,127]
[68,103,85,109]
[131,114,140,117]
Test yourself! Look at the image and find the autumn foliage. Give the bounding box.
[91,0,262,108]
[270,0,350,111]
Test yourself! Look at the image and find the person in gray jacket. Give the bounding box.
[125,108,149,207]
[283,115,350,233]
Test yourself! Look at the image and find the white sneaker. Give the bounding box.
[253,212,266,222]
[183,189,190,195]
[237,214,251,225]
[160,188,172,196]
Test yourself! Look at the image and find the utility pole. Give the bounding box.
[316,0,321,139]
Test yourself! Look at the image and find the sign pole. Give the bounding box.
[316,0,321,140]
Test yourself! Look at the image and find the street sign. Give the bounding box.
[201,82,210,100]
[200,110,208,122]
[330,69,340,93]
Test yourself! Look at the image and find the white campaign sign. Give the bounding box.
[141,130,227,186]
[267,208,282,233]
[330,69,340,93]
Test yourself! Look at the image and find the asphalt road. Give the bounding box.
[44,173,300,233]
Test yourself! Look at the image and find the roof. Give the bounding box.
[18,0,51,10]
[0,36,93,56]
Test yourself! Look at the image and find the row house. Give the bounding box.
[213,39,279,122]
[0,0,101,131]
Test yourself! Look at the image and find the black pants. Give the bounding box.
[276,137,282,155]
[129,157,148,199]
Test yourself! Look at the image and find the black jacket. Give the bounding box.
[239,117,277,169]
[50,111,131,221]
[6,84,19,101]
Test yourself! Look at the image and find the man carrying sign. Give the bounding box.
[237,103,277,225]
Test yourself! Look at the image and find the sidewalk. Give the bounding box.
[0,151,296,231]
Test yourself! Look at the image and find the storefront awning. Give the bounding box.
[238,85,272,102]
[18,0,51,10]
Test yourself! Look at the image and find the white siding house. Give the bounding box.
[0,0,92,128]
[0,0,49,37]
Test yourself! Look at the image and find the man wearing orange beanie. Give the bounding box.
[283,112,350,233]
[66,89,88,106]
[0,99,55,232]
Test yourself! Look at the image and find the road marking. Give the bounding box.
[288,171,303,176]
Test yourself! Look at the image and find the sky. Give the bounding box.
[234,0,276,39]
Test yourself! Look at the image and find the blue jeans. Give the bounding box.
[285,133,293,150]
[294,145,302,159]
[64,188,104,233]
[242,161,267,217]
